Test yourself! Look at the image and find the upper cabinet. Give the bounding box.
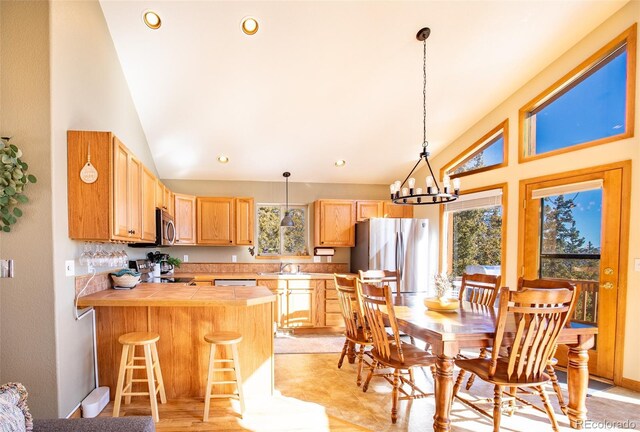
[193,197,254,246]
[382,201,413,218]
[314,200,356,247]
[174,193,196,245]
[197,197,235,245]
[356,200,383,222]
[235,197,254,246]
[141,166,157,242]
[68,131,153,242]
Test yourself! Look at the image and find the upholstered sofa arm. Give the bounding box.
[0,382,33,432]
[33,417,155,432]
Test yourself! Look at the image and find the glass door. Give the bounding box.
[521,165,628,380]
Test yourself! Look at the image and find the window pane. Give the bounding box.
[530,47,627,155]
[541,190,602,255]
[540,257,600,281]
[450,206,502,277]
[283,207,307,255]
[452,136,504,175]
[257,206,281,255]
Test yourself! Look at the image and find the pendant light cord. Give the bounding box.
[423,37,427,148]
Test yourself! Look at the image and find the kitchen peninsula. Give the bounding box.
[77,284,275,400]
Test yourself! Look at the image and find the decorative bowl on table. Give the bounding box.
[424,297,460,312]
[110,269,141,288]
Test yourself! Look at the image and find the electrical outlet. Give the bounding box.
[65,260,75,277]
[231,255,237,263]
[327,256,332,263]
[313,256,321,263]
[183,255,189,263]
[635,258,640,272]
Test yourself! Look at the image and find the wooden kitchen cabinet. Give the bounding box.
[314,200,356,247]
[383,201,413,218]
[235,197,254,246]
[356,200,383,221]
[197,197,235,245]
[323,279,344,327]
[258,279,320,328]
[141,166,157,242]
[68,131,150,242]
[174,193,196,245]
[155,180,164,209]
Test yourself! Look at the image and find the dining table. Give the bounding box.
[389,295,598,432]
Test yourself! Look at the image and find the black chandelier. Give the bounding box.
[390,28,460,206]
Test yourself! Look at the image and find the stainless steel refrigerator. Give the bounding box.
[350,218,429,293]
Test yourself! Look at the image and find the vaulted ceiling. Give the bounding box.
[100,0,627,184]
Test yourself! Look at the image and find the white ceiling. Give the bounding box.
[99,0,626,185]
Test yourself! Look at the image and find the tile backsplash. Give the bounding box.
[177,262,349,274]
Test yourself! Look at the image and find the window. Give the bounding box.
[442,120,507,179]
[441,186,506,280]
[520,25,636,162]
[256,204,309,256]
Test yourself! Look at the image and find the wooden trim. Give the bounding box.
[517,160,631,385]
[613,160,631,386]
[518,24,637,164]
[438,183,508,279]
[440,119,509,179]
[255,255,313,260]
[620,377,640,392]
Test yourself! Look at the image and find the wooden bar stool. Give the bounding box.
[203,331,245,421]
[113,332,167,422]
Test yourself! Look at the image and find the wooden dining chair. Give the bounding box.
[359,270,417,345]
[453,272,502,391]
[334,274,373,386]
[454,285,577,432]
[516,277,579,414]
[358,282,435,424]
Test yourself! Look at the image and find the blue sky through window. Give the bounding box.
[544,189,602,248]
[532,48,627,155]
[452,135,504,174]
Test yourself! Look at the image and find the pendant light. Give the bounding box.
[390,27,460,205]
[280,172,294,227]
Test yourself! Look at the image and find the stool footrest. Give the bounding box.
[122,391,151,397]
[209,380,239,385]
[211,367,236,372]
[207,394,240,399]
[212,359,234,363]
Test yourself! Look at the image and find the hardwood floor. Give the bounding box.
[99,352,640,431]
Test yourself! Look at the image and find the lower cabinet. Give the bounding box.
[258,279,341,329]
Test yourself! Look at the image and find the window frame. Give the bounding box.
[440,119,509,180]
[255,203,311,258]
[518,24,637,163]
[438,183,508,279]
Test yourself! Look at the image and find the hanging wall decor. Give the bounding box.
[0,137,37,232]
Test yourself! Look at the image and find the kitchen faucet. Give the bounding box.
[280,262,299,274]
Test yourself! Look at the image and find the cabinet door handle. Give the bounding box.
[229,240,232,243]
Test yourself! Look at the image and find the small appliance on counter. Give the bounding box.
[129,259,154,283]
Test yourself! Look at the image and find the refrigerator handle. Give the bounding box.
[398,231,404,291]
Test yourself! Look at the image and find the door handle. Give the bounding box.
[602,282,614,290]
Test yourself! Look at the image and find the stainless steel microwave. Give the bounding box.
[129,208,175,248]
[157,208,176,246]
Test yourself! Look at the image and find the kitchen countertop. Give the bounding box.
[165,272,347,280]
[76,283,275,307]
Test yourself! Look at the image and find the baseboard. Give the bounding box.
[619,377,640,392]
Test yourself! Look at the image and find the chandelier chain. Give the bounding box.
[423,38,427,148]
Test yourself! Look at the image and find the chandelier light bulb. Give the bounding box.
[443,175,451,187]
[408,178,416,188]
[394,180,401,191]
[453,178,461,191]
[415,187,423,195]
[401,187,409,197]
[426,176,434,187]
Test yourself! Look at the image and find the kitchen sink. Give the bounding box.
[257,272,311,276]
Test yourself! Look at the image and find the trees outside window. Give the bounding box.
[256,204,308,256]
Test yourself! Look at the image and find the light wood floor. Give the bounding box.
[99,352,640,431]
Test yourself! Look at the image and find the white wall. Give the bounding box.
[416,2,640,383]
[0,0,58,417]
[49,0,158,416]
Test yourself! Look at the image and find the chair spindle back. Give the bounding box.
[491,286,576,382]
[358,282,404,364]
[459,273,502,306]
[359,270,400,292]
[517,278,579,327]
[334,274,363,341]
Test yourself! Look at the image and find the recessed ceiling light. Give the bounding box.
[143,10,161,30]
[335,159,346,167]
[241,17,259,35]
[217,155,229,164]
